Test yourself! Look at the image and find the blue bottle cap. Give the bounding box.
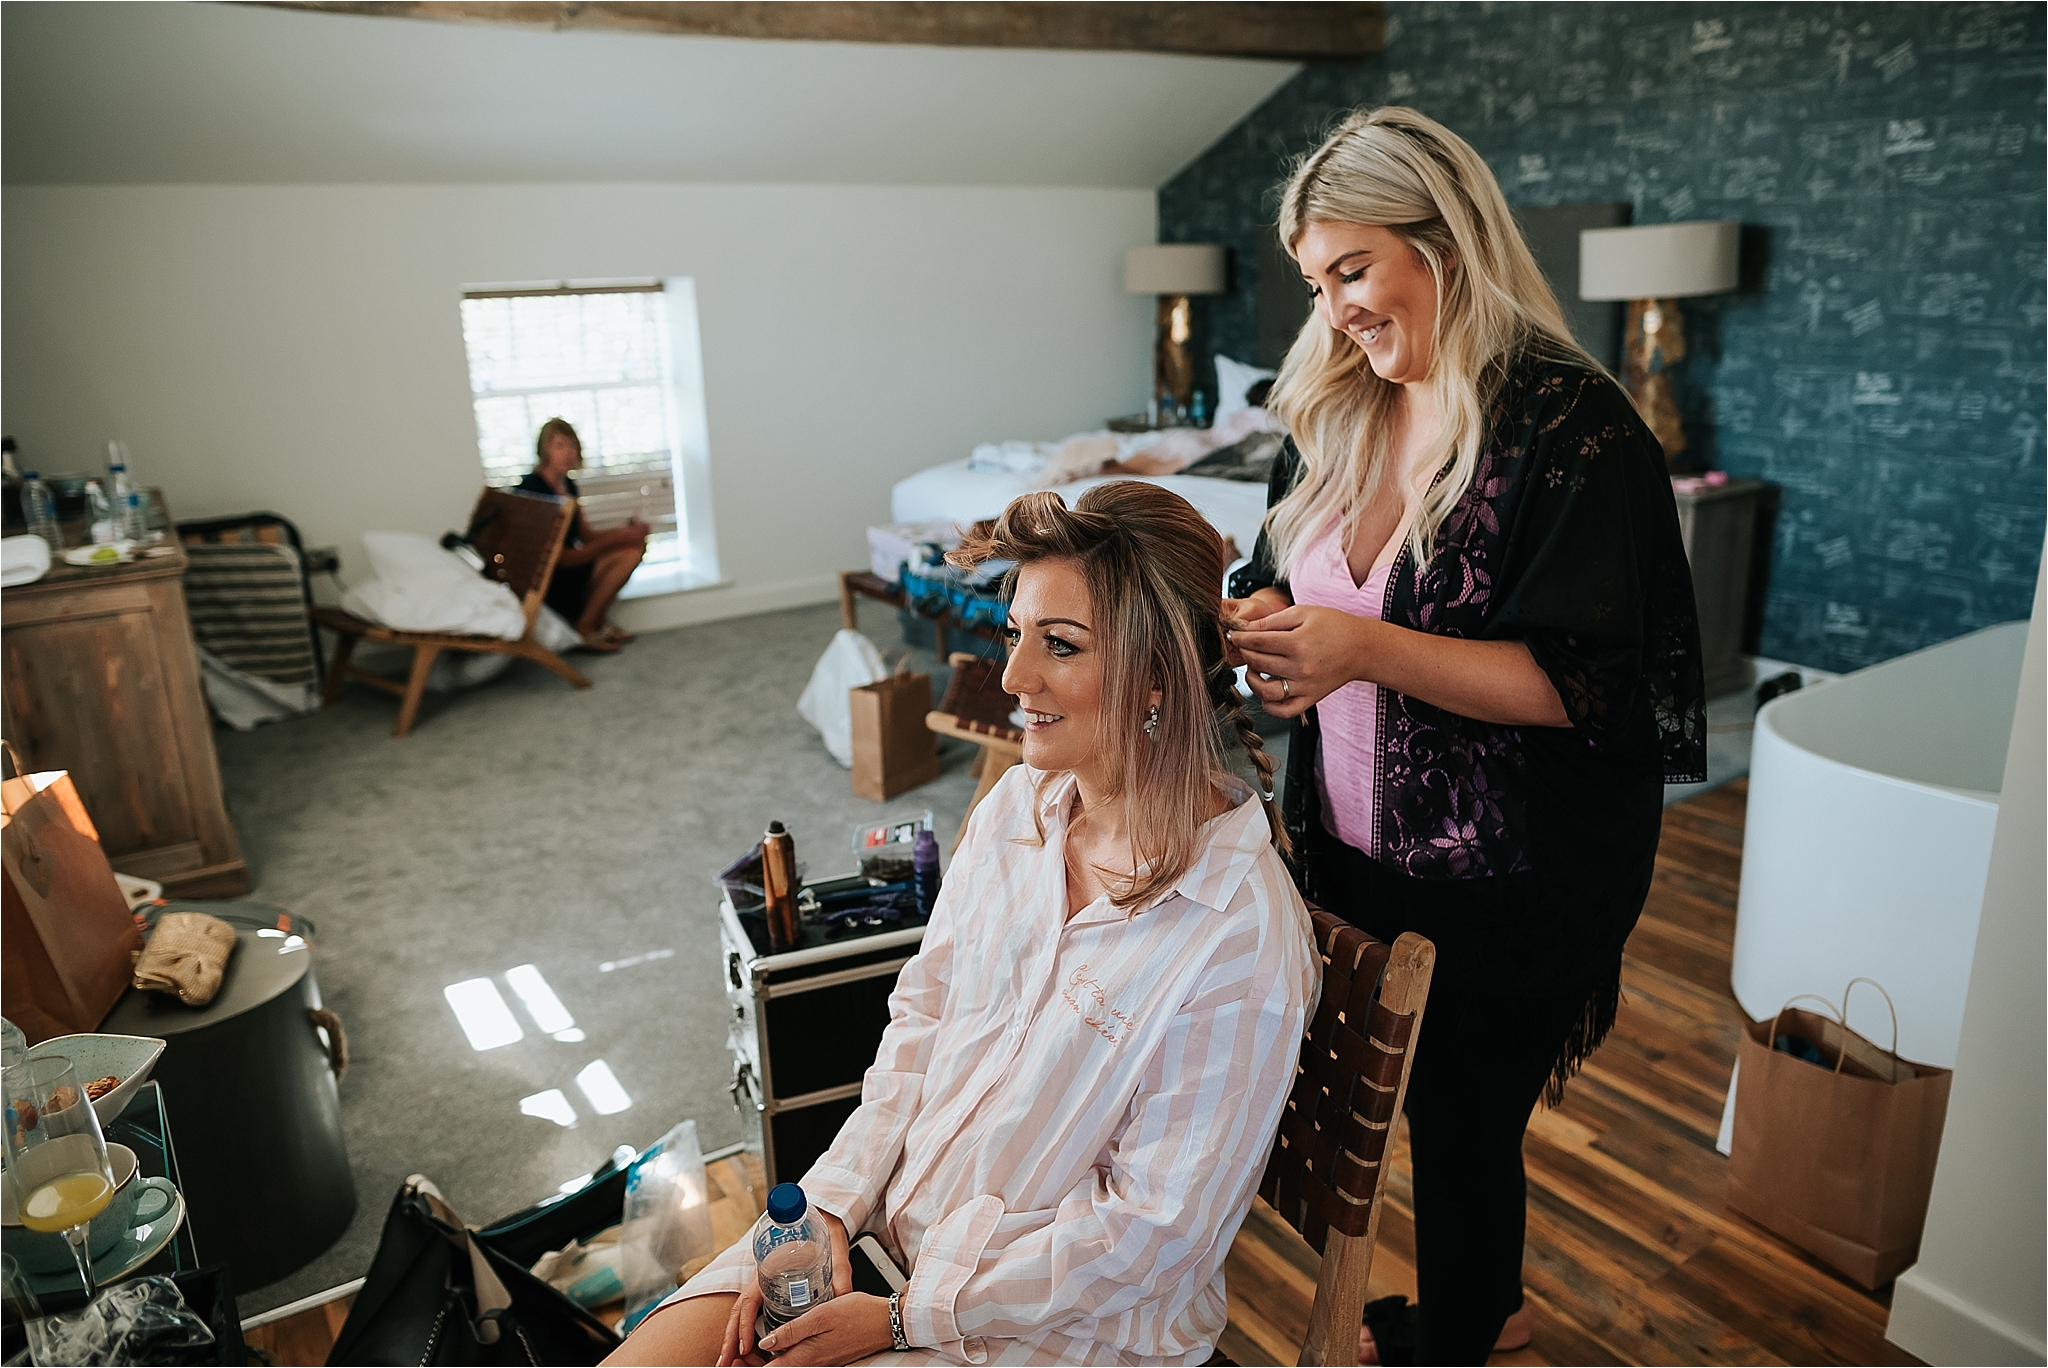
[913,829,938,869]
[766,1182,807,1224]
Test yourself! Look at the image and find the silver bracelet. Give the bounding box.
[887,1290,910,1352]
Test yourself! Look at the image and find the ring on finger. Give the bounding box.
[1281,677,1291,698]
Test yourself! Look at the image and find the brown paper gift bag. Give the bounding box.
[1726,979,1953,1289]
[850,669,940,801]
[1,744,146,1043]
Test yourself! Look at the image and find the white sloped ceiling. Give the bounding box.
[2,2,1299,187]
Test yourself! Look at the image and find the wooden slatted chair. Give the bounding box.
[925,650,1023,850]
[310,488,593,737]
[1259,912,1436,1367]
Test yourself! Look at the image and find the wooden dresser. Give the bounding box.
[2,495,250,896]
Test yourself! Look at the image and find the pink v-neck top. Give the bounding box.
[1290,523,1394,856]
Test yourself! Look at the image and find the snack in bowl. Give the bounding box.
[24,1033,168,1126]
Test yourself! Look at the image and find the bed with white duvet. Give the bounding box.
[890,460,1272,561]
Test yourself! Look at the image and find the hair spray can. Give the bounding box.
[761,821,800,952]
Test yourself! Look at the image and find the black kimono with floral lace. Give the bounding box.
[1233,355,1706,1081]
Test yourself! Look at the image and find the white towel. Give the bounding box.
[1,534,51,587]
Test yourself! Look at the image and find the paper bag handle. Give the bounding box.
[1841,977,1901,1082]
[1768,987,1900,1083]
[1767,993,1846,1074]
[1767,993,1840,1043]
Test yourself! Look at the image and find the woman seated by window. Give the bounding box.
[607,481,1318,1367]
[517,417,649,652]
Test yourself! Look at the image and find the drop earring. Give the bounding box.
[1143,704,1160,740]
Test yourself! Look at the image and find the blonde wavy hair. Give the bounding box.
[1267,106,1601,576]
[950,482,1285,912]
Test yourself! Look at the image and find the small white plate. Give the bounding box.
[61,542,135,567]
[16,1177,183,1298]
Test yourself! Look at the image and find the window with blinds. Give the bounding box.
[459,282,690,573]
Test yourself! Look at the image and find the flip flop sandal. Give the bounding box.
[603,624,637,644]
[1361,1294,1419,1367]
[577,632,623,654]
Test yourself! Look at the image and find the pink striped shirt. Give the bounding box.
[658,765,1317,1365]
[1290,524,1394,856]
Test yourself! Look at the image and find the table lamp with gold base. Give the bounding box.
[1125,244,1225,422]
[1579,221,1741,466]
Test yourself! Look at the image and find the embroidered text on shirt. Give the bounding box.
[1062,965,1137,1044]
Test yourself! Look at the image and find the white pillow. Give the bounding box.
[1214,354,1276,422]
[340,532,527,639]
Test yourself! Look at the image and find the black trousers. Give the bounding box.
[1303,824,1599,1366]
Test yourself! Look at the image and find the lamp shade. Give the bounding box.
[1125,244,1225,295]
[1578,221,1740,300]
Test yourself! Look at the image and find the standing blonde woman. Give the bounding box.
[610,481,1316,1367]
[1224,108,1705,1364]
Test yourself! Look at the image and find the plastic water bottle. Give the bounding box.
[753,1183,834,1334]
[85,480,117,545]
[108,457,145,542]
[20,472,59,553]
[913,829,941,918]
[1190,390,1209,427]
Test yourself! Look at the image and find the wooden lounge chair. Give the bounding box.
[310,488,592,737]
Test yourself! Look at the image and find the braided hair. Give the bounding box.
[951,482,1287,911]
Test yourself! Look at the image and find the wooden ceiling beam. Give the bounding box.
[248,2,1384,61]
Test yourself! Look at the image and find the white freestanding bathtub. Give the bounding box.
[1729,620,2030,1070]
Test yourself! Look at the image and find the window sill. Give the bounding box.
[619,560,726,601]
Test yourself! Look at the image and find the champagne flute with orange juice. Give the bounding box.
[3,1056,116,1299]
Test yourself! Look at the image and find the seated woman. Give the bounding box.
[516,417,650,652]
[607,481,1318,1367]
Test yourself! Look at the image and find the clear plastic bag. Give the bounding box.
[20,1277,214,1367]
[796,630,887,767]
[617,1121,714,1333]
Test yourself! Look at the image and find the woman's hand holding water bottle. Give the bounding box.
[752,1287,895,1365]
[717,1207,859,1366]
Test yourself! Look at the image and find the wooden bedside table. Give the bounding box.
[1672,476,1773,699]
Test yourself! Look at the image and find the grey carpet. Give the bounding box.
[215,598,982,1315]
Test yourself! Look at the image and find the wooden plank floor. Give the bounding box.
[1221,780,1924,1368]
[247,782,1922,1367]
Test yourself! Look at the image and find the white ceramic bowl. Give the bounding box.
[25,1034,166,1127]
[0,1143,141,1272]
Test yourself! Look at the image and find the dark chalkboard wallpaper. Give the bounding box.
[1160,1,2045,673]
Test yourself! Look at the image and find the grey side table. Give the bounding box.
[101,929,355,1294]
[1672,477,1773,698]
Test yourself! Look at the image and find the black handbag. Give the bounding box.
[326,1174,625,1366]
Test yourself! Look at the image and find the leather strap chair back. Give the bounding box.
[463,488,573,635]
[1261,912,1435,1367]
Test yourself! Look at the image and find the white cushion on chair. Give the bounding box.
[339,532,526,639]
